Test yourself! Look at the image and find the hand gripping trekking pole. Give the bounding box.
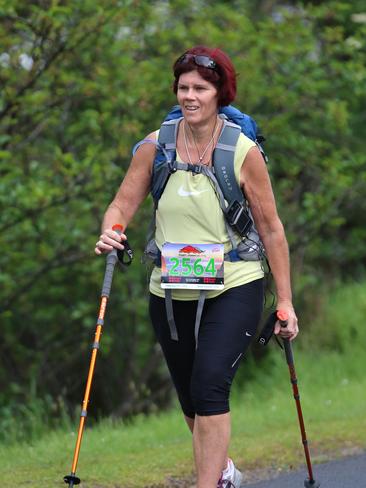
[277,310,320,488]
[64,224,128,487]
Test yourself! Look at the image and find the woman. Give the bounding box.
[95,46,298,488]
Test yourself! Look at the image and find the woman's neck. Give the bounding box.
[181,114,222,166]
[186,115,219,143]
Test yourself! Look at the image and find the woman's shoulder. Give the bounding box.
[132,130,159,161]
[145,130,159,141]
[237,132,256,149]
[234,132,256,163]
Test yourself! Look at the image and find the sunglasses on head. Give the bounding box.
[177,54,217,70]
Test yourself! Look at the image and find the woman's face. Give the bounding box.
[176,70,218,125]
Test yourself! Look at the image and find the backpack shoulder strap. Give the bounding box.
[157,117,181,155]
[213,120,243,204]
[150,118,182,204]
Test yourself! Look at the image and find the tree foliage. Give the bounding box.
[0,0,365,438]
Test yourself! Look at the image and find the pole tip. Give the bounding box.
[64,474,81,486]
[304,479,320,488]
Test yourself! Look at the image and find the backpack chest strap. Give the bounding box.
[169,160,205,175]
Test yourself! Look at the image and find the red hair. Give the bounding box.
[172,46,237,107]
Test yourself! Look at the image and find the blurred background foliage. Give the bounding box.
[0,0,365,442]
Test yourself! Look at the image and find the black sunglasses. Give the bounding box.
[177,54,217,70]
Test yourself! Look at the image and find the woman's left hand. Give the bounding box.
[274,302,299,341]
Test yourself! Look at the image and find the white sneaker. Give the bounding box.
[217,458,243,488]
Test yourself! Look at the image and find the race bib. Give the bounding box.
[161,243,224,290]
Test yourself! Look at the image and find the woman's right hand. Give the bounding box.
[94,228,127,255]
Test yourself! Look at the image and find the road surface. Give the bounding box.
[242,452,366,487]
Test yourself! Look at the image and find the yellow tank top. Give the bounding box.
[149,132,264,300]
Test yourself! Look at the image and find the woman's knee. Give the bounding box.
[190,371,231,416]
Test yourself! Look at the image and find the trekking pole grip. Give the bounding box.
[276,309,294,366]
[101,224,123,297]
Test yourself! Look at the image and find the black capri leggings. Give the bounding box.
[149,279,264,418]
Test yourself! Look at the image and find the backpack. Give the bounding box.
[133,105,267,262]
[133,105,268,343]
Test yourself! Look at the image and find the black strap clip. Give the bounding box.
[257,311,283,349]
[117,240,134,266]
[225,200,252,237]
[187,163,202,174]
[168,160,178,173]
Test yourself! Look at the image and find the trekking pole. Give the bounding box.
[64,224,132,487]
[277,310,320,488]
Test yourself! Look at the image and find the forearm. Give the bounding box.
[101,202,128,233]
[261,223,293,307]
[101,190,144,233]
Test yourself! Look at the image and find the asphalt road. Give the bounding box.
[242,453,366,487]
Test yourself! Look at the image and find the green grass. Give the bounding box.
[1,281,366,487]
[1,347,365,488]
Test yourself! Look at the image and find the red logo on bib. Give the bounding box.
[179,245,203,254]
